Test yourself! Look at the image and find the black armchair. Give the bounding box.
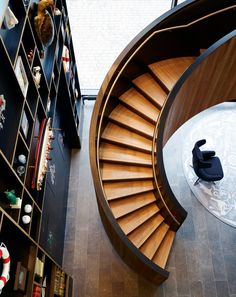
[192,139,224,185]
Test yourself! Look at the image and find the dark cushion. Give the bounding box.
[192,146,203,163]
[192,139,224,182]
[198,157,223,181]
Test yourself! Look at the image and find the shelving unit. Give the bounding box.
[0,0,81,296]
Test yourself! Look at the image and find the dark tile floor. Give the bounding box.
[63,101,236,297]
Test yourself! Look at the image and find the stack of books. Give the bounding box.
[54,269,66,296]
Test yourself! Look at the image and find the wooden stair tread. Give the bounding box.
[100,162,153,181]
[103,180,154,200]
[109,191,156,219]
[140,223,169,260]
[149,56,196,91]
[152,230,175,268]
[101,123,152,153]
[119,88,160,124]
[118,202,159,234]
[109,105,155,139]
[132,73,167,109]
[99,143,152,166]
[128,213,164,248]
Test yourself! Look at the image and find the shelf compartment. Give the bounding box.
[54,10,62,35]
[0,152,23,222]
[33,50,49,110]
[42,254,54,296]
[53,61,60,90]
[0,39,24,163]
[54,267,66,297]
[0,0,26,64]
[19,190,33,234]
[47,80,57,120]
[30,204,41,242]
[34,249,45,284]
[26,90,39,119]
[13,132,29,183]
[56,32,64,70]
[41,35,57,86]
[0,215,37,297]
[20,102,34,148]
[21,18,36,67]
[15,44,40,104]
[25,102,46,207]
[61,1,69,24]
[57,66,80,148]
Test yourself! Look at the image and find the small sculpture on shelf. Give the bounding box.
[14,154,27,178]
[21,204,32,225]
[27,49,34,64]
[4,190,22,209]
[0,95,6,130]
[16,166,25,177]
[24,204,32,214]
[34,0,55,49]
[2,6,18,30]
[4,190,17,205]
[22,215,31,224]
[33,66,41,88]
[18,154,26,165]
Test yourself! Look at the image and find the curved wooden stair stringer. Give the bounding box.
[96,55,196,284]
[90,0,236,286]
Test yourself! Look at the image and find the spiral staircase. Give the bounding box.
[89,0,236,285]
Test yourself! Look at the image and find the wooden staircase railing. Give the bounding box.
[90,0,236,285]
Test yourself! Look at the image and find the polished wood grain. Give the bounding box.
[162,36,236,145]
[101,123,152,153]
[103,179,154,200]
[149,56,196,91]
[109,191,157,219]
[66,100,236,296]
[152,230,175,268]
[86,0,236,290]
[119,88,160,124]
[128,213,164,248]
[117,203,159,234]
[109,104,155,139]
[140,223,169,259]
[99,143,152,166]
[132,73,167,109]
[100,162,153,181]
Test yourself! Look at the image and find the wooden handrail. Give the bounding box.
[89,0,236,285]
[95,3,236,226]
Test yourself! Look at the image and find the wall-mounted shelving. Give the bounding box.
[0,0,81,295]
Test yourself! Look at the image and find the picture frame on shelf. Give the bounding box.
[13,262,28,292]
[15,56,29,97]
[21,111,29,140]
